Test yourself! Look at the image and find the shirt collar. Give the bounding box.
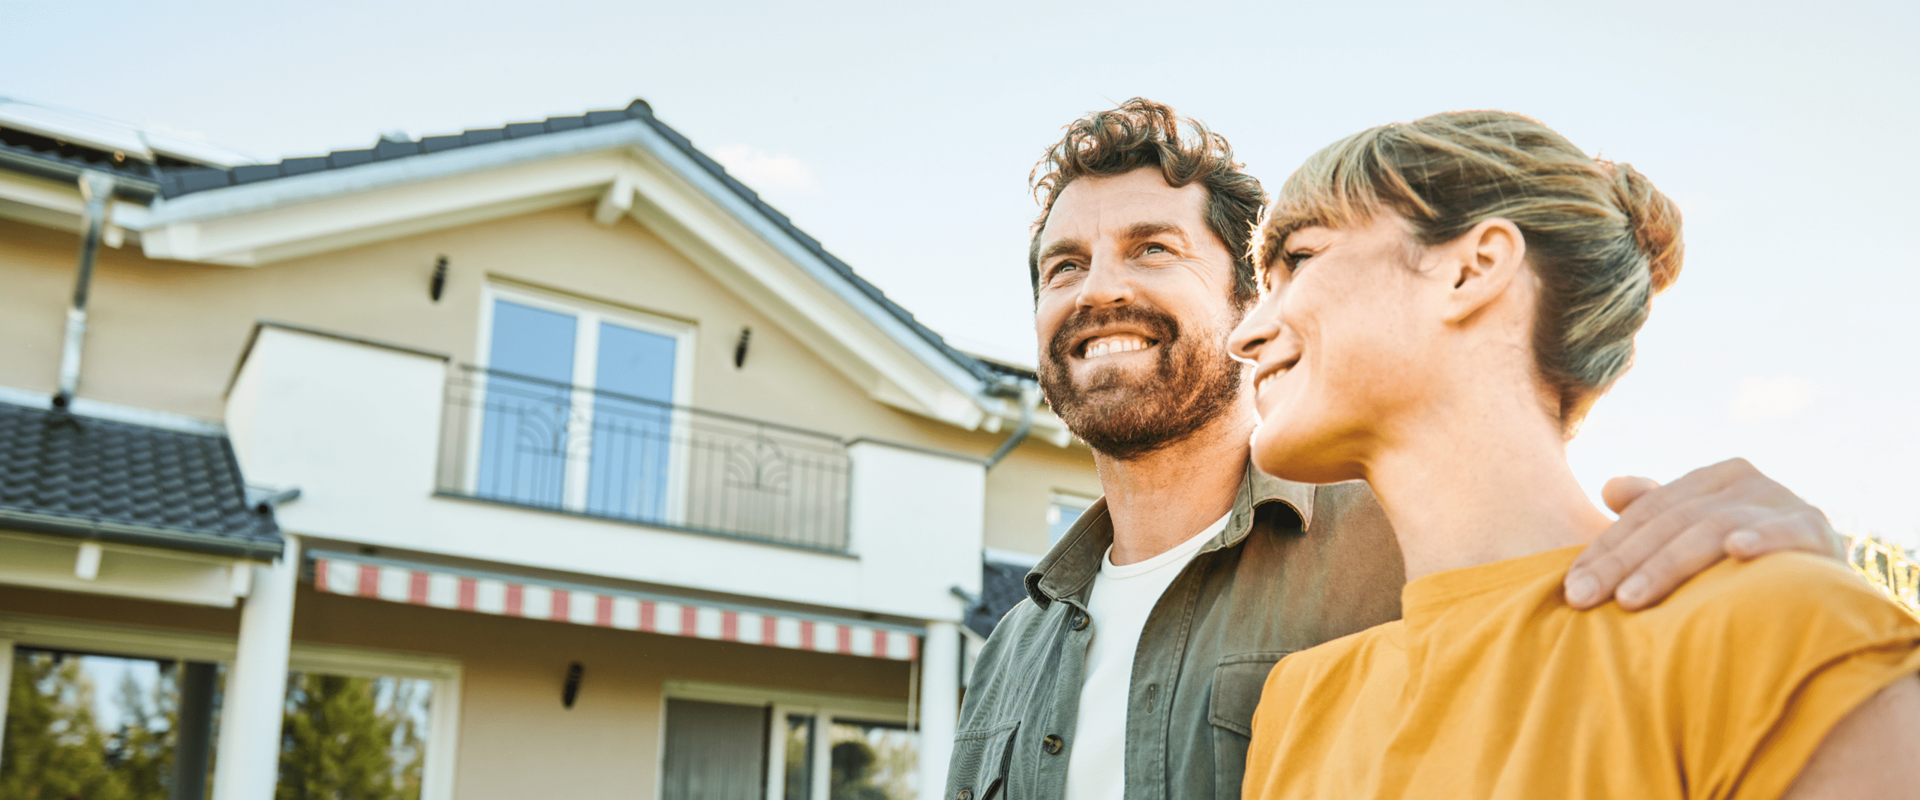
[1024,459,1317,608]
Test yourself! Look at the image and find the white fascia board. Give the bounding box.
[619,124,995,420]
[0,170,146,235]
[140,121,657,227]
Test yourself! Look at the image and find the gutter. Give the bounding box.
[0,507,283,561]
[54,171,115,409]
[0,145,158,201]
[984,379,1041,469]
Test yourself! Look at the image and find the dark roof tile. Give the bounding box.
[545,115,586,133]
[230,164,283,184]
[419,134,465,154]
[280,156,330,176]
[374,139,421,160]
[328,148,376,168]
[172,168,233,193]
[504,122,545,139]
[462,128,506,146]
[584,109,628,126]
[0,400,281,558]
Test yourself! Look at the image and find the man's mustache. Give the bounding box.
[1046,306,1181,365]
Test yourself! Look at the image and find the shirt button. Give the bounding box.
[1070,612,1089,631]
[1042,734,1065,755]
[957,790,973,800]
[1145,684,1157,713]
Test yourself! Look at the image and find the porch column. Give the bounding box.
[918,620,961,800]
[211,534,299,800]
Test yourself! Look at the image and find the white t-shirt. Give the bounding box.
[1062,512,1230,800]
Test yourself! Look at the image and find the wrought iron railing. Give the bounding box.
[436,364,851,552]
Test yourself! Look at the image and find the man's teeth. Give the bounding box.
[1084,336,1151,359]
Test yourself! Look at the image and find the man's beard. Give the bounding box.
[1038,304,1243,461]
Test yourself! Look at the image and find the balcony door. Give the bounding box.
[476,287,692,522]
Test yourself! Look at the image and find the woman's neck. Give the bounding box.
[1362,394,1613,583]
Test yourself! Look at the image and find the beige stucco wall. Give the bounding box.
[0,582,914,800]
[0,206,1093,555]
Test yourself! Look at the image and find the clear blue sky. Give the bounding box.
[4,0,1915,544]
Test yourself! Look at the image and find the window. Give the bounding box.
[0,618,461,800]
[660,682,916,800]
[474,285,694,522]
[1047,492,1097,545]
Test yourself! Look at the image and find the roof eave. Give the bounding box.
[0,507,282,561]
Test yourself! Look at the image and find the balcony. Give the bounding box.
[434,364,851,552]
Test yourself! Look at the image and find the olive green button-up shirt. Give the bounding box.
[946,465,1406,800]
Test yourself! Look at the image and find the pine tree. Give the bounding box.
[275,674,411,800]
[0,652,132,800]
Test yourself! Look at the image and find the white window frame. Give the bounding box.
[0,615,463,800]
[474,281,698,522]
[659,680,913,800]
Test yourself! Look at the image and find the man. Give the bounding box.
[946,99,1840,800]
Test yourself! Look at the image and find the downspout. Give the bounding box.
[54,171,116,409]
[984,379,1041,470]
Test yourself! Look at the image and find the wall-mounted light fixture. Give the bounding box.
[429,256,449,302]
[562,662,584,709]
[733,327,752,369]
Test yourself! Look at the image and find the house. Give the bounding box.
[0,96,1095,799]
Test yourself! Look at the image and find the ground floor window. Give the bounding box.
[0,618,459,800]
[662,682,917,800]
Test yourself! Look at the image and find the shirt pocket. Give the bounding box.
[1208,651,1290,800]
[945,719,1021,800]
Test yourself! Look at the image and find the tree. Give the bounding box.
[0,651,132,800]
[275,674,423,800]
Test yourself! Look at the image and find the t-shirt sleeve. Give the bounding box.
[1668,553,1920,799]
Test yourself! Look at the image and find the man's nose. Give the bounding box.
[1228,298,1280,365]
[1075,255,1135,310]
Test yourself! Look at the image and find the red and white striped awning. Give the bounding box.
[310,554,920,661]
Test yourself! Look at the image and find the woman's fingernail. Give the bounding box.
[1619,575,1649,605]
[1566,574,1599,605]
[1730,530,1760,553]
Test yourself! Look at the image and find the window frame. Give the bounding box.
[0,614,463,800]
[473,281,698,521]
[1047,490,1099,545]
[659,680,913,800]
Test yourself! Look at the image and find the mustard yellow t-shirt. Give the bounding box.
[1243,546,1920,800]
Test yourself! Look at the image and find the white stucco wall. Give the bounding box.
[226,326,981,623]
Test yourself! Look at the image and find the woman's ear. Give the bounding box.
[1443,218,1527,324]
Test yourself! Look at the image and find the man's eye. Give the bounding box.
[1143,244,1168,255]
[1283,250,1313,271]
[1051,262,1082,278]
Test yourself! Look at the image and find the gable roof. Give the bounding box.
[0,399,282,559]
[142,101,999,387]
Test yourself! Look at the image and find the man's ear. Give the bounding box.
[1442,218,1527,324]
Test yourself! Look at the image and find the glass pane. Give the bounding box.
[477,300,578,508]
[277,672,432,800]
[829,719,917,800]
[783,713,814,800]
[1048,498,1092,545]
[586,322,677,521]
[660,699,767,800]
[0,648,182,798]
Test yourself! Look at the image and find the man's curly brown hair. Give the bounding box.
[1028,98,1267,303]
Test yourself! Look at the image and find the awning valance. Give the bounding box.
[310,553,919,661]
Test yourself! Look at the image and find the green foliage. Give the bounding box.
[0,652,174,800]
[274,674,424,800]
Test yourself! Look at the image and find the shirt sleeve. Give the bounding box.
[1668,553,1920,800]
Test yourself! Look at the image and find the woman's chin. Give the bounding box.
[1251,424,1354,485]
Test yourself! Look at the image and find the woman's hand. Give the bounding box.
[1563,458,1841,610]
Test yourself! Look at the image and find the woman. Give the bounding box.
[1228,111,1920,798]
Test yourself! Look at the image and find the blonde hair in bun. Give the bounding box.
[1254,110,1685,432]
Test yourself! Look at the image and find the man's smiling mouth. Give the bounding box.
[1078,334,1159,360]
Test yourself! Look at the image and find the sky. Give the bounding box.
[3,0,1915,545]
